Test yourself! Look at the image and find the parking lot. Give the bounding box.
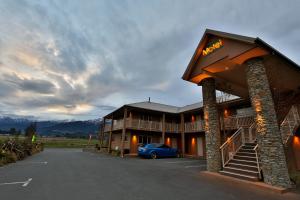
[0,148,299,200]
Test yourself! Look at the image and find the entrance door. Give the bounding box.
[197,137,203,157]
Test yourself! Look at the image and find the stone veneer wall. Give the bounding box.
[245,58,291,188]
[202,78,222,172]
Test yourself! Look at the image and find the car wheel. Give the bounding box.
[150,152,157,159]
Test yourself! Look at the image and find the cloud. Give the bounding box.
[0,0,299,120]
[5,74,56,94]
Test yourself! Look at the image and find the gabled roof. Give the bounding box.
[182,29,300,81]
[126,101,180,113]
[103,95,241,118]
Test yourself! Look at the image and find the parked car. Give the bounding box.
[138,143,180,159]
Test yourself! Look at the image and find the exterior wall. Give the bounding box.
[165,134,181,149]
[111,131,130,151]
[111,132,121,151]
[185,133,206,158]
[245,58,291,188]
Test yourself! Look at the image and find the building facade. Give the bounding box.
[100,98,255,158]
[99,29,300,189]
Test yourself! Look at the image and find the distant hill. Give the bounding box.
[0,117,101,137]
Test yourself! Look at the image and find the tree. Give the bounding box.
[25,122,37,141]
[9,128,17,135]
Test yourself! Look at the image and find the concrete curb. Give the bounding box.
[201,171,290,194]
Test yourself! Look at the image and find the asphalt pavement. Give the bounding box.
[0,148,299,200]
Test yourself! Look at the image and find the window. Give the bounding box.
[138,135,152,144]
[159,144,170,148]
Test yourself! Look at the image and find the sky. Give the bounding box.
[0,0,300,120]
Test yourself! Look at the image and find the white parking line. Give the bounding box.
[22,178,32,187]
[165,161,200,164]
[17,161,48,165]
[0,178,32,187]
[184,165,206,168]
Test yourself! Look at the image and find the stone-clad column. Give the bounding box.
[245,58,291,188]
[201,78,221,172]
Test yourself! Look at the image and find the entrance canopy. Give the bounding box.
[182,29,300,98]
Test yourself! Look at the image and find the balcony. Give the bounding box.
[165,122,180,133]
[104,124,111,132]
[126,118,162,132]
[103,118,181,133]
[222,115,254,130]
[184,120,204,133]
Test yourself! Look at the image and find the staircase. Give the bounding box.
[220,142,260,181]
[219,105,300,182]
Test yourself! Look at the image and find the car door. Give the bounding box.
[161,144,172,157]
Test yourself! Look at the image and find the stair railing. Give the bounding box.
[220,120,258,168]
[253,143,262,179]
[280,105,300,144]
[248,122,257,143]
[220,127,245,167]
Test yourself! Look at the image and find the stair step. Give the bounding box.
[220,171,259,181]
[236,152,256,157]
[223,166,259,176]
[230,159,257,166]
[233,155,257,161]
[239,149,255,153]
[241,146,255,150]
[227,163,258,171]
[244,143,256,146]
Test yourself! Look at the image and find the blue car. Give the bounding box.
[138,143,180,159]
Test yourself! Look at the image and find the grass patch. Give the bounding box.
[1,135,99,148]
[39,137,99,148]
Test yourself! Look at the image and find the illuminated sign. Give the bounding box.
[202,39,223,56]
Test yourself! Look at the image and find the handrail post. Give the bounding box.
[221,148,225,168]
[241,128,245,145]
[249,126,253,143]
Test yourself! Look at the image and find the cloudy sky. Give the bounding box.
[0,0,299,120]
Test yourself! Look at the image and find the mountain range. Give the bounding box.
[0,117,101,137]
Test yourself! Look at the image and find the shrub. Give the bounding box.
[111,150,121,156]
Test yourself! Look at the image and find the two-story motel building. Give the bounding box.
[101,97,253,158]
[100,29,300,189]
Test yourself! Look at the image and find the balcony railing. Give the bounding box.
[184,120,204,132]
[126,118,162,132]
[222,115,254,130]
[103,115,256,133]
[113,119,124,131]
[280,105,300,144]
[104,125,111,132]
[165,122,180,133]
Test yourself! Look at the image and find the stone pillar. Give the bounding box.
[180,113,185,155]
[162,113,166,144]
[245,58,291,188]
[120,108,127,157]
[201,78,221,172]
